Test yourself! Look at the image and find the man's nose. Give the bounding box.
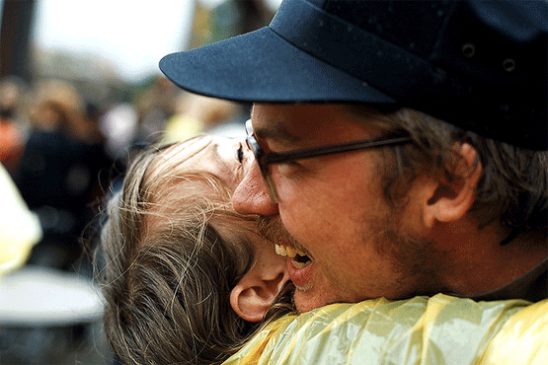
[232,163,278,216]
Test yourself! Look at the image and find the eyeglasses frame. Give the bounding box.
[244,119,412,201]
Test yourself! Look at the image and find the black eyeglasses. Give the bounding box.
[245,119,412,201]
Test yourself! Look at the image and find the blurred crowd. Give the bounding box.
[0,0,277,277]
[0,74,248,275]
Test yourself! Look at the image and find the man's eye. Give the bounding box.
[237,143,244,163]
[276,161,302,176]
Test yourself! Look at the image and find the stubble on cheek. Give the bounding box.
[369,211,442,298]
[293,288,332,313]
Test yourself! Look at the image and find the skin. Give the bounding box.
[160,135,248,189]
[231,103,547,313]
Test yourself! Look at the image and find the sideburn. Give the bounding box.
[369,206,444,297]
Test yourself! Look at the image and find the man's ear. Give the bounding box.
[423,143,482,227]
[229,270,286,323]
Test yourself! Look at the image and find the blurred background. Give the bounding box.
[0,0,280,363]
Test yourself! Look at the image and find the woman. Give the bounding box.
[98,136,293,365]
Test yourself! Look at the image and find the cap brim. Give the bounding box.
[160,27,394,104]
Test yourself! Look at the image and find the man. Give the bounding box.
[160,0,547,313]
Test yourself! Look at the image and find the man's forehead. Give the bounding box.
[250,103,376,141]
[249,105,299,142]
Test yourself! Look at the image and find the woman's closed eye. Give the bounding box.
[236,143,244,163]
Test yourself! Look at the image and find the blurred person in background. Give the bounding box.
[99,101,139,163]
[13,79,112,271]
[81,100,115,202]
[207,0,275,44]
[133,76,179,146]
[0,76,28,175]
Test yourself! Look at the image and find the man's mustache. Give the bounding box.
[257,216,298,246]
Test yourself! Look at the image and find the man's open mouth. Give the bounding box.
[274,244,313,269]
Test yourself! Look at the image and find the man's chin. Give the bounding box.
[293,290,331,313]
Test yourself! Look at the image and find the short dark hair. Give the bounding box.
[348,105,548,237]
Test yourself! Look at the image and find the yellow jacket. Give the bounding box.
[224,294,547,365]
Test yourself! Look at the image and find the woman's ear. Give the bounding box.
[229,270,287,323]
[422,143,483,227]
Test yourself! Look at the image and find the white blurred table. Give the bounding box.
[0,266,109,363]
[0,266,104,326]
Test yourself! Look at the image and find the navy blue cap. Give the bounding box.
[160,0,548,150]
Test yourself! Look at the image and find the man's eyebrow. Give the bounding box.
[254,124,302,144]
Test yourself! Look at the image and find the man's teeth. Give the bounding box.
[274,244,286,256]
[274,244,307,259]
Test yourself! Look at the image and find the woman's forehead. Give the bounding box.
[148,135,238,187]
[163,135,214,164]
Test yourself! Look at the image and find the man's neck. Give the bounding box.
[472,256,547,301]
[439,223,547,301]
